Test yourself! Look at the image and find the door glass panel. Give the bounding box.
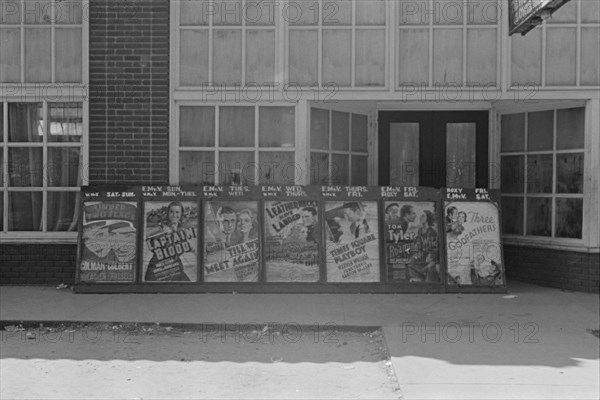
[389,123,419,186]
[446,123,476,188]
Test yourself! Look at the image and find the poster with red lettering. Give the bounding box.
[79,201,138,283]
[142,201,199,282]
[384,201,442,283]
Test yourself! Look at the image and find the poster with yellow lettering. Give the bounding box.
[325,201,380,282]
[142,201,199,282]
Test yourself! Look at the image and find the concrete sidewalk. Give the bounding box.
[1,281,599,399]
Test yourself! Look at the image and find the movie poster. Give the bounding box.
[263,200,320,282]
[203,201,260,282]
[324,201,380,282]
[445,201,504,286]
[142,201,199,282]
[79,201,137,282]
[384,201,442,283]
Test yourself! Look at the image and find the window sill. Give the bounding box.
[502,235,598,253]
[0,232,78,245]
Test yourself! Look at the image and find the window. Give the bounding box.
[1,102,83,232]
[178,105,296,185]
[310,108,369,185]
[500,107,585,240]
[288,0,387,87]
[178,0,276,87]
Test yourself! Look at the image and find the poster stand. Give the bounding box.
[74,185,506,294]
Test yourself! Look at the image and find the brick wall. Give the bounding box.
[89,0,170,185]
[0,245,77,285]
[504,245,600,293]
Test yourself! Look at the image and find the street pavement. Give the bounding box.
[1,281,598,399]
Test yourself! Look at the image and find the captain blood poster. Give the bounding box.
[79,201,137,282]
[263,200,320,282]
[142,201,199,282]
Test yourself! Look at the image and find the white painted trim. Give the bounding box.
[584,98,600,249]
[296,100,309,185]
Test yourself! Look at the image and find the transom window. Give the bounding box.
[500,107,585,240]
[177,105,297,185]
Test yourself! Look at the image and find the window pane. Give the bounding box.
[433,0,463,24]
[180,106,215,147]
[501,113,525,152]
[8,192,42,231]
[501,155,524,194]
[548,0,576,23]
[526,197,551,237]
[356,0,385,25]
[47,191,78,232]
[351,114,368,152]
[433,29,462,85]
[180,0,210,25]
[581,28,600,86]
[8,148,43,186]
[510,29,542,85]
[289,30,318,86]
[310,152,329,185]
[9,103,43,142]
[259,107,295,147]
[1,0,21,23]
[557,108,584,150]
[0,28,20,83]
[56,0,83,24]
[0,151,3,186]
[332,111,349,151]
[556,153,584,194]
[219,106,254,147]
[179,151,215,185]
[48,148,80,187]
[356,29,385,86]
[310,108,329,150]
[446,123,476,188]
[467,0,498,24]
[259,152,295,185]
[351,155,368,186]
[546,28,576,86]
[48,103,83,143]
[220,151,255,185]
[24,0,51,24]
[24,28,51,82]
[213,0,242,25]
[0,194,3,230]
[390,122,419,186]
[581,0,600,23]
[555,198,583,239]
[323,0,351,25]
[527,155,553,194]
[213,29,242,85]
[399,0,429,24]
[527,110,553,151]
[246,29,275,84]
[397,29,429,85]
[180,30,209,86]
[323,29,351,86]
[55,28,82,83]
[331,154,349,185]
[466,28,496,85]
[501,197,523,235]
[289,1,319,25]
[246,0,276,25]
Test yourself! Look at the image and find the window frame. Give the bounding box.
[497,99,598,252]
[0,0,89,243]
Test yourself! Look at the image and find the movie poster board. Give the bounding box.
[443,188,505,287]
[203,187,260,282]
[262,186,321,282]
[141,187,199,282]
[78,188,139,283]
[381,187,443,284]
[323,187,381,283]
